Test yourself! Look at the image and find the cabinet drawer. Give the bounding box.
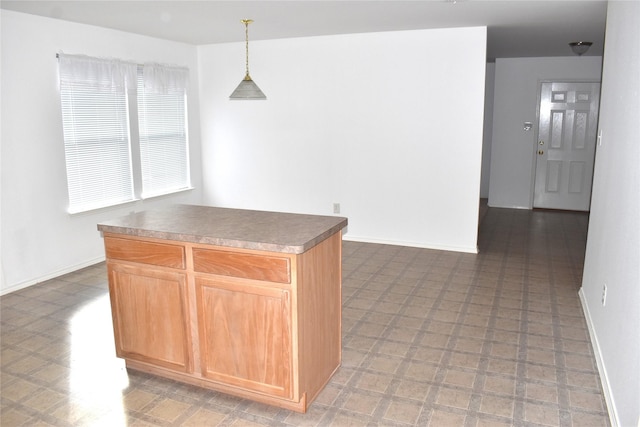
[105,237,185,269]
[193,248,291,283]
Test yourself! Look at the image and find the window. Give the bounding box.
[58,54,190,214]
[138,65,190,198]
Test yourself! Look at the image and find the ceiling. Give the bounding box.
[1,0,608,60]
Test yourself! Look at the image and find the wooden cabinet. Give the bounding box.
[196,277,292,398]
[102,230,342,413]
[107,263,191,373]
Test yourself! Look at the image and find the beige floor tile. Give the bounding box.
[443,369,477,388]
[490,342,519,359]
[147,398,192,423]
[569,390,605,412]
[483,375,516,396]
[367,354,403,374]
[413,347,445,364]
[448,351,482,370]
[405,361,438,381]
[429,408,466,426]
[564,353,596,371]
[455,337,485,354]
[395,379,431,401]
[420,332,450,348]
[330,412,370,426]
[571,410,611,427]
[436,387,472,409]
[527,348,557,365]
[524,401,560,426]
[525,362,558,383]
[343,391,381,416]
[566,370,600,390]
[123,389,157,411]
[458,325,488,339]
[0,407,35,426]
[383,399,423,424]
[494,317,521,332]
[526,382,559,403]
[486,358,518,376]
[22,388,67,413]
[1,377,43,402]
[479,395,514,418]
[356,371,393,393]
[475,417,513,427]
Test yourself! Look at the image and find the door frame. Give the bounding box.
[528,79,601,209]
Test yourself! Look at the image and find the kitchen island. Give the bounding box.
[97,205,347,413]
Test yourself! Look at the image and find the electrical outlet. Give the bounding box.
[333,203,340,214]
[602,284,607,306]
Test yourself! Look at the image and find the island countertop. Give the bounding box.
[97,204,348,254]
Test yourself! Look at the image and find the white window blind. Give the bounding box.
[58,54,191,213]
[138,64,190,198]
[58,54,137,213]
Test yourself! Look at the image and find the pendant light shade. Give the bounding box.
[230,77,266,99]
[230,19,266,100]
[569,41,592,56]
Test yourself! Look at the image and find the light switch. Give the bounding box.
[598,129,603,146]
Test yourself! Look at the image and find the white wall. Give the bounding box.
[480,62,495,198]
[0,11,203,294]
[579,1,640,426]
[488,56,602,209]
[199,27,487,253]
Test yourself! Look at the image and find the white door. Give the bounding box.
[534,81,600,211]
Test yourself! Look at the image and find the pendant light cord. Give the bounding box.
[242,19,253,80]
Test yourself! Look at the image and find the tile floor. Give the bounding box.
[1,206,610,426]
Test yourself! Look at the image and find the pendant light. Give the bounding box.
[230,19,266,100]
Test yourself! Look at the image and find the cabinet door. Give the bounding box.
[108,263,191,372]
[196,278,292,399]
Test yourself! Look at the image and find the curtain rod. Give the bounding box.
[55,54,185,70]
[55,53,140,65]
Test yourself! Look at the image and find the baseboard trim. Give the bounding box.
[578,287,620,427]
[343,235,478,254]
[0,256,105,296]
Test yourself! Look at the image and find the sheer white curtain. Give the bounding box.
[142,63,189,94]
[58,53,137,92]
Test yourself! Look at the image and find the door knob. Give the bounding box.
[538,150,544,155]
[539,140,545,145]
